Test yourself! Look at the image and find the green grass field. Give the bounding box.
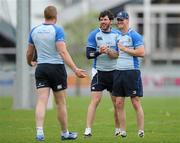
[0,95,180,143]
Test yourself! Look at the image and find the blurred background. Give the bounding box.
[0,0,180,109]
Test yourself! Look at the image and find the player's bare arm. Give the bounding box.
[26,44,36,66]
[56,41,87,78]
[118,42,145,57]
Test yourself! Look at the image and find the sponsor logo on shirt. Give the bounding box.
[97,37,103,40]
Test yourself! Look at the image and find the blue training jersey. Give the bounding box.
[28,24,65,64]
[116,28,144,70]
[87,28,119,71]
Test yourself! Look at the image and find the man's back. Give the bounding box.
[29,24,64,64]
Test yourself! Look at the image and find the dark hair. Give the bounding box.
[98,10,114,21]
[44,6,57,20]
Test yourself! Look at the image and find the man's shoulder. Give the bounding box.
[53,24,62,29]
[129,28,141,36]
[127,28,143,40]
[31,24,42,32]
[89,28,100,35]
[111,28,119,33]
[52,24,64,31]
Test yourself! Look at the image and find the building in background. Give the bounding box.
[1,0,180,65]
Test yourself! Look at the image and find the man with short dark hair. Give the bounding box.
[26,5,86,141]
[84,10,121,137]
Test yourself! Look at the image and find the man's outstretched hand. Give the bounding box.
[74,68,87,78]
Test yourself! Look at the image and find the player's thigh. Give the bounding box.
[36,87,50,104]
[91,73,104,91]
[53,89,66,105]
[91,91,103,103]
[124,70,142,96]
[35,64,50,88]
[112,70,124,96]
[49,64,67,91]
[110,94,116,105]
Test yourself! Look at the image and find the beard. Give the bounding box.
[100,24,110,31]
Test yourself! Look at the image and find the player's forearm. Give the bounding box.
[26,52,33,66]
[32,49,37,62]
[60,49,78,72]
[26,44,35,66]
[86,47,101,59]
[121,46,145,57]
[56,42,78,72]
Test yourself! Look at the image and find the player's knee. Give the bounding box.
[131,97,140,108]
[132,101,141,111]
[116,100,124,108]
[91,97,101,106]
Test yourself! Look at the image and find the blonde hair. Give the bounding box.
[44,6,57,20]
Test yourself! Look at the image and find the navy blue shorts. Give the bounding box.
[112,70,143,97]
[35,64,67,91]
[91,70,115,92]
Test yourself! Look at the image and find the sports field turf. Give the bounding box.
[0,95,180,143]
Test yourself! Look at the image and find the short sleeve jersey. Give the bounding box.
[87,28,119,71]
[28,24,65,64]
[116,28,144,70]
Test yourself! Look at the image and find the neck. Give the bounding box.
[101,27,111,32]
[44,19,56,25]
[121,27,129,34]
